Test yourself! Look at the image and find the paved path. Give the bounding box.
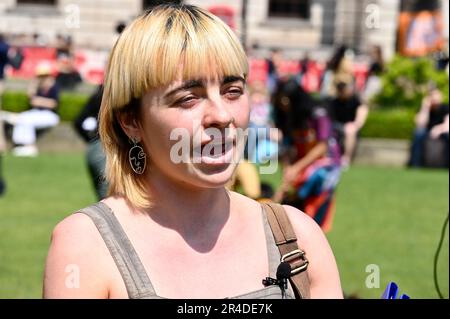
[4,122,86,154]
[37,122,86,153]
[354,138,410,167]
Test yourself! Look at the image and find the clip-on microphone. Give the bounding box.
[262,261,292,298]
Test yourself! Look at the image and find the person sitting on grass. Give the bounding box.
[1,63,60,157]
[408,86,449,168]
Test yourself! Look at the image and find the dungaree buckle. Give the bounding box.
[281,249,309,275]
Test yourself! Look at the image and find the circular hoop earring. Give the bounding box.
[128,137,146,175]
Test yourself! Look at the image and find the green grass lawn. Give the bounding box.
[328,166,448,299]
[0,154,448,299]
[0,154,96,298]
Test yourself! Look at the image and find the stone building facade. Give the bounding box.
[0,0,447,60]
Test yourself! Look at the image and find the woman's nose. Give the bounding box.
[202,96,234,128]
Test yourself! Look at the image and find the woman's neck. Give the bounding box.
[143,171,232,240]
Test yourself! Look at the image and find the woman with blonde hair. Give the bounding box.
[43,4,342,299]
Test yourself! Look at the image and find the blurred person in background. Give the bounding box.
[299,52,311,76]
[54,34,81,90]
[72,21,127,200]
[272,76,342,233]
[225,159,262,200]
[226,81,280,200]
[55,55,82,91]
[266,47,282,95]
[55,34,72,58]
[0,63,60,157]
[320,45,354,100]
[433,49,449,72]
[296,51,312,86]
[0,33,9,195]
[367,45,384,77]
[246,81,279,164]
[408,86,449,168]
[328,81,369,168]
[362,44,384,103]
[74,85,108,199]
[0,34,8,88]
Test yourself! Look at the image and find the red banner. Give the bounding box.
[6,47,107,85]
[7,48,367,92]
[8,46,57,78]
[248,58,367,93]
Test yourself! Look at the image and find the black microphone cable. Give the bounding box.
[433,211,449,299]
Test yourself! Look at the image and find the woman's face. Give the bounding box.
[136,70,250,190]
[38,75,55,89]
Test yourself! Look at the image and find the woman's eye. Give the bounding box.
[176,95,198,108]
[224,87,243,99]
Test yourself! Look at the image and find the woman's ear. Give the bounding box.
[116,110,141,141]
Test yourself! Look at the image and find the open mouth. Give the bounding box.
[196,138,236,165]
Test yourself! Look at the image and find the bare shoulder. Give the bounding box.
[228,190,262,214]
[282,205,343,299]
[43,211,112,298]
[282,205,326,248]
[52,212,100,243]
[50,212,109,258]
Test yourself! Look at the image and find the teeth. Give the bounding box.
[200,142,229,156]
[196,139,234,159]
